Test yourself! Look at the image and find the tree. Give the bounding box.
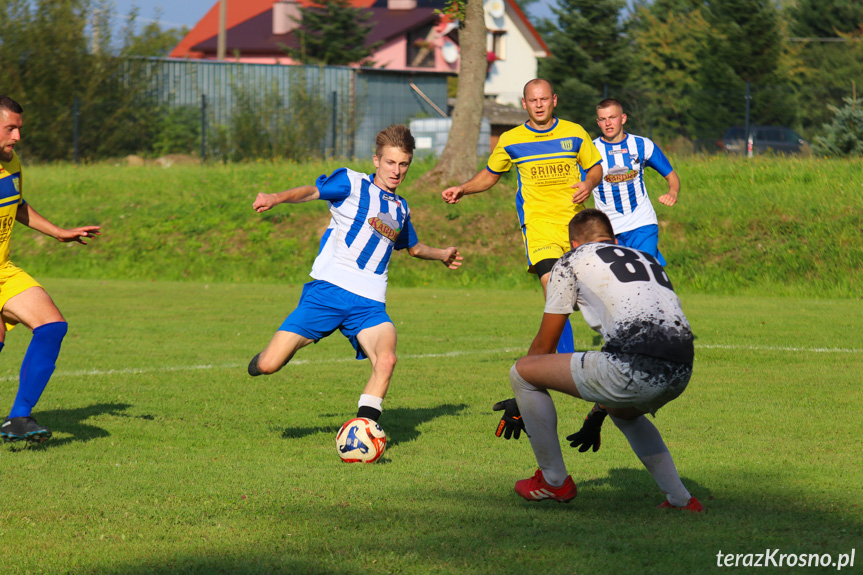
[786,1,863,135]
[789,0,863,38]
[123,21,189,58]
[421,0,487,187]
[625,5,713,140]
[814,96,863,157]
[0,0,181,160]
[282,0,380,65]
[537,0,630,124]
[645,0,792,140]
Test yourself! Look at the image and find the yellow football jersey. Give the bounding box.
[0,150,23,265]
[487,118,601,226]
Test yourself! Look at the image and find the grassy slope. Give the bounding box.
[12,155,863,297]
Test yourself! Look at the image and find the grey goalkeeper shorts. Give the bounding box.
[569,351,693,415]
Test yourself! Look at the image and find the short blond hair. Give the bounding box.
[375,125,415,157]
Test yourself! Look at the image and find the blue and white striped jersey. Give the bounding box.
[592,134,674,235]
[310,168,418,303]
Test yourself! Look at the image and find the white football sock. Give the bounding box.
[610,415,692,506]
[358,394,383,412]
[510,364,568,487]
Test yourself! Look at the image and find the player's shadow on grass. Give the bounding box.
[11,402,134,449]
[279,403,468,446]
[577,467,711,507]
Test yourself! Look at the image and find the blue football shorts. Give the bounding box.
[279,280,392,360]
[616,224,666,266]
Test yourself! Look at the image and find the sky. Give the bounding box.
[112,0,214,30]
[112,0,557,32]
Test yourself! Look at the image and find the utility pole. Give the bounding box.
[217,0,227,61]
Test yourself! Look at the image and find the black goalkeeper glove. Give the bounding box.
[566,403,608,452]
[493,398,525,440]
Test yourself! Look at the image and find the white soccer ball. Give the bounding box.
[335,417,387,463]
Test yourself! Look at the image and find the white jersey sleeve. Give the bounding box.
[545,242,694,363]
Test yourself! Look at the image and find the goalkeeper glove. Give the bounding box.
[493,398,525,440]
[566,403,608,452]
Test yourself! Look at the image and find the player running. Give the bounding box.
[494,209,702,512]
[248,125,462,424]
[441,79,602,354]
[0,96,101,444]
[592,98,681,266]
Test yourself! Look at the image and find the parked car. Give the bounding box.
[720,126,808,155]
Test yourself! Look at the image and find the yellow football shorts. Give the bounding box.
[0,262,42,331]
[521,219,572,274]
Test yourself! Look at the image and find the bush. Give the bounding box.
[154,106,201,157]
[814,97,863,157]
[210,70,329,162]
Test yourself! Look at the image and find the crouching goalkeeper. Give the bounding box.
[493,209,702,512]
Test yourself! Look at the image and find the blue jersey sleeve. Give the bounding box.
[645,144,674,178]
[315,168,352,202]
[394,212,418,250]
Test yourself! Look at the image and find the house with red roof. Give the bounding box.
[169,0,548,107]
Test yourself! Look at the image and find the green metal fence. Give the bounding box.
[136,58,450,160]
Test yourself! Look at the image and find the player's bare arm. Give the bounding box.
[407,243,463,270]
[527,313,569,355]
[15,203,100,245]
[441,169,501,204]
[253,185,320,213]
[658,171,680,207]
[571,164,603,204]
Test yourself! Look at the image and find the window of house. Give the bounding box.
[488,30,507,61]
[407,24,436,68]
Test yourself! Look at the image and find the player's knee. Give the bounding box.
[35,321,68,347]
[377,351,397,373]
[250,352,286,376]
[609,412,645,427]
[510,362,528,393]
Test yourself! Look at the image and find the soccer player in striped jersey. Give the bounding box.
[248,125,462,424]
[0,96,101,444]
[442,79,603,354]
[593,98,681,266]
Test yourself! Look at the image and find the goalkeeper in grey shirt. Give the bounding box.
[493,208,702,512]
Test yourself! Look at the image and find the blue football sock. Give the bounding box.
[9,322,67,419]
[555,317,575,354]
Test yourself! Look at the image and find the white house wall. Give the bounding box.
[483,9,539,107]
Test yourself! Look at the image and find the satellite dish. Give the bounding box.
[487,0,505,19]
[441,40,459,64]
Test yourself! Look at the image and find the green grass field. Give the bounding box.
[2,279,860,574]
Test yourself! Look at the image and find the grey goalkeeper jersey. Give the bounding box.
[545,241,694,364]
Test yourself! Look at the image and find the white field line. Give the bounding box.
[0,343,859,382]
[698,343,862,354]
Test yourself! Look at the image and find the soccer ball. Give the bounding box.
[335,417,387,463]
